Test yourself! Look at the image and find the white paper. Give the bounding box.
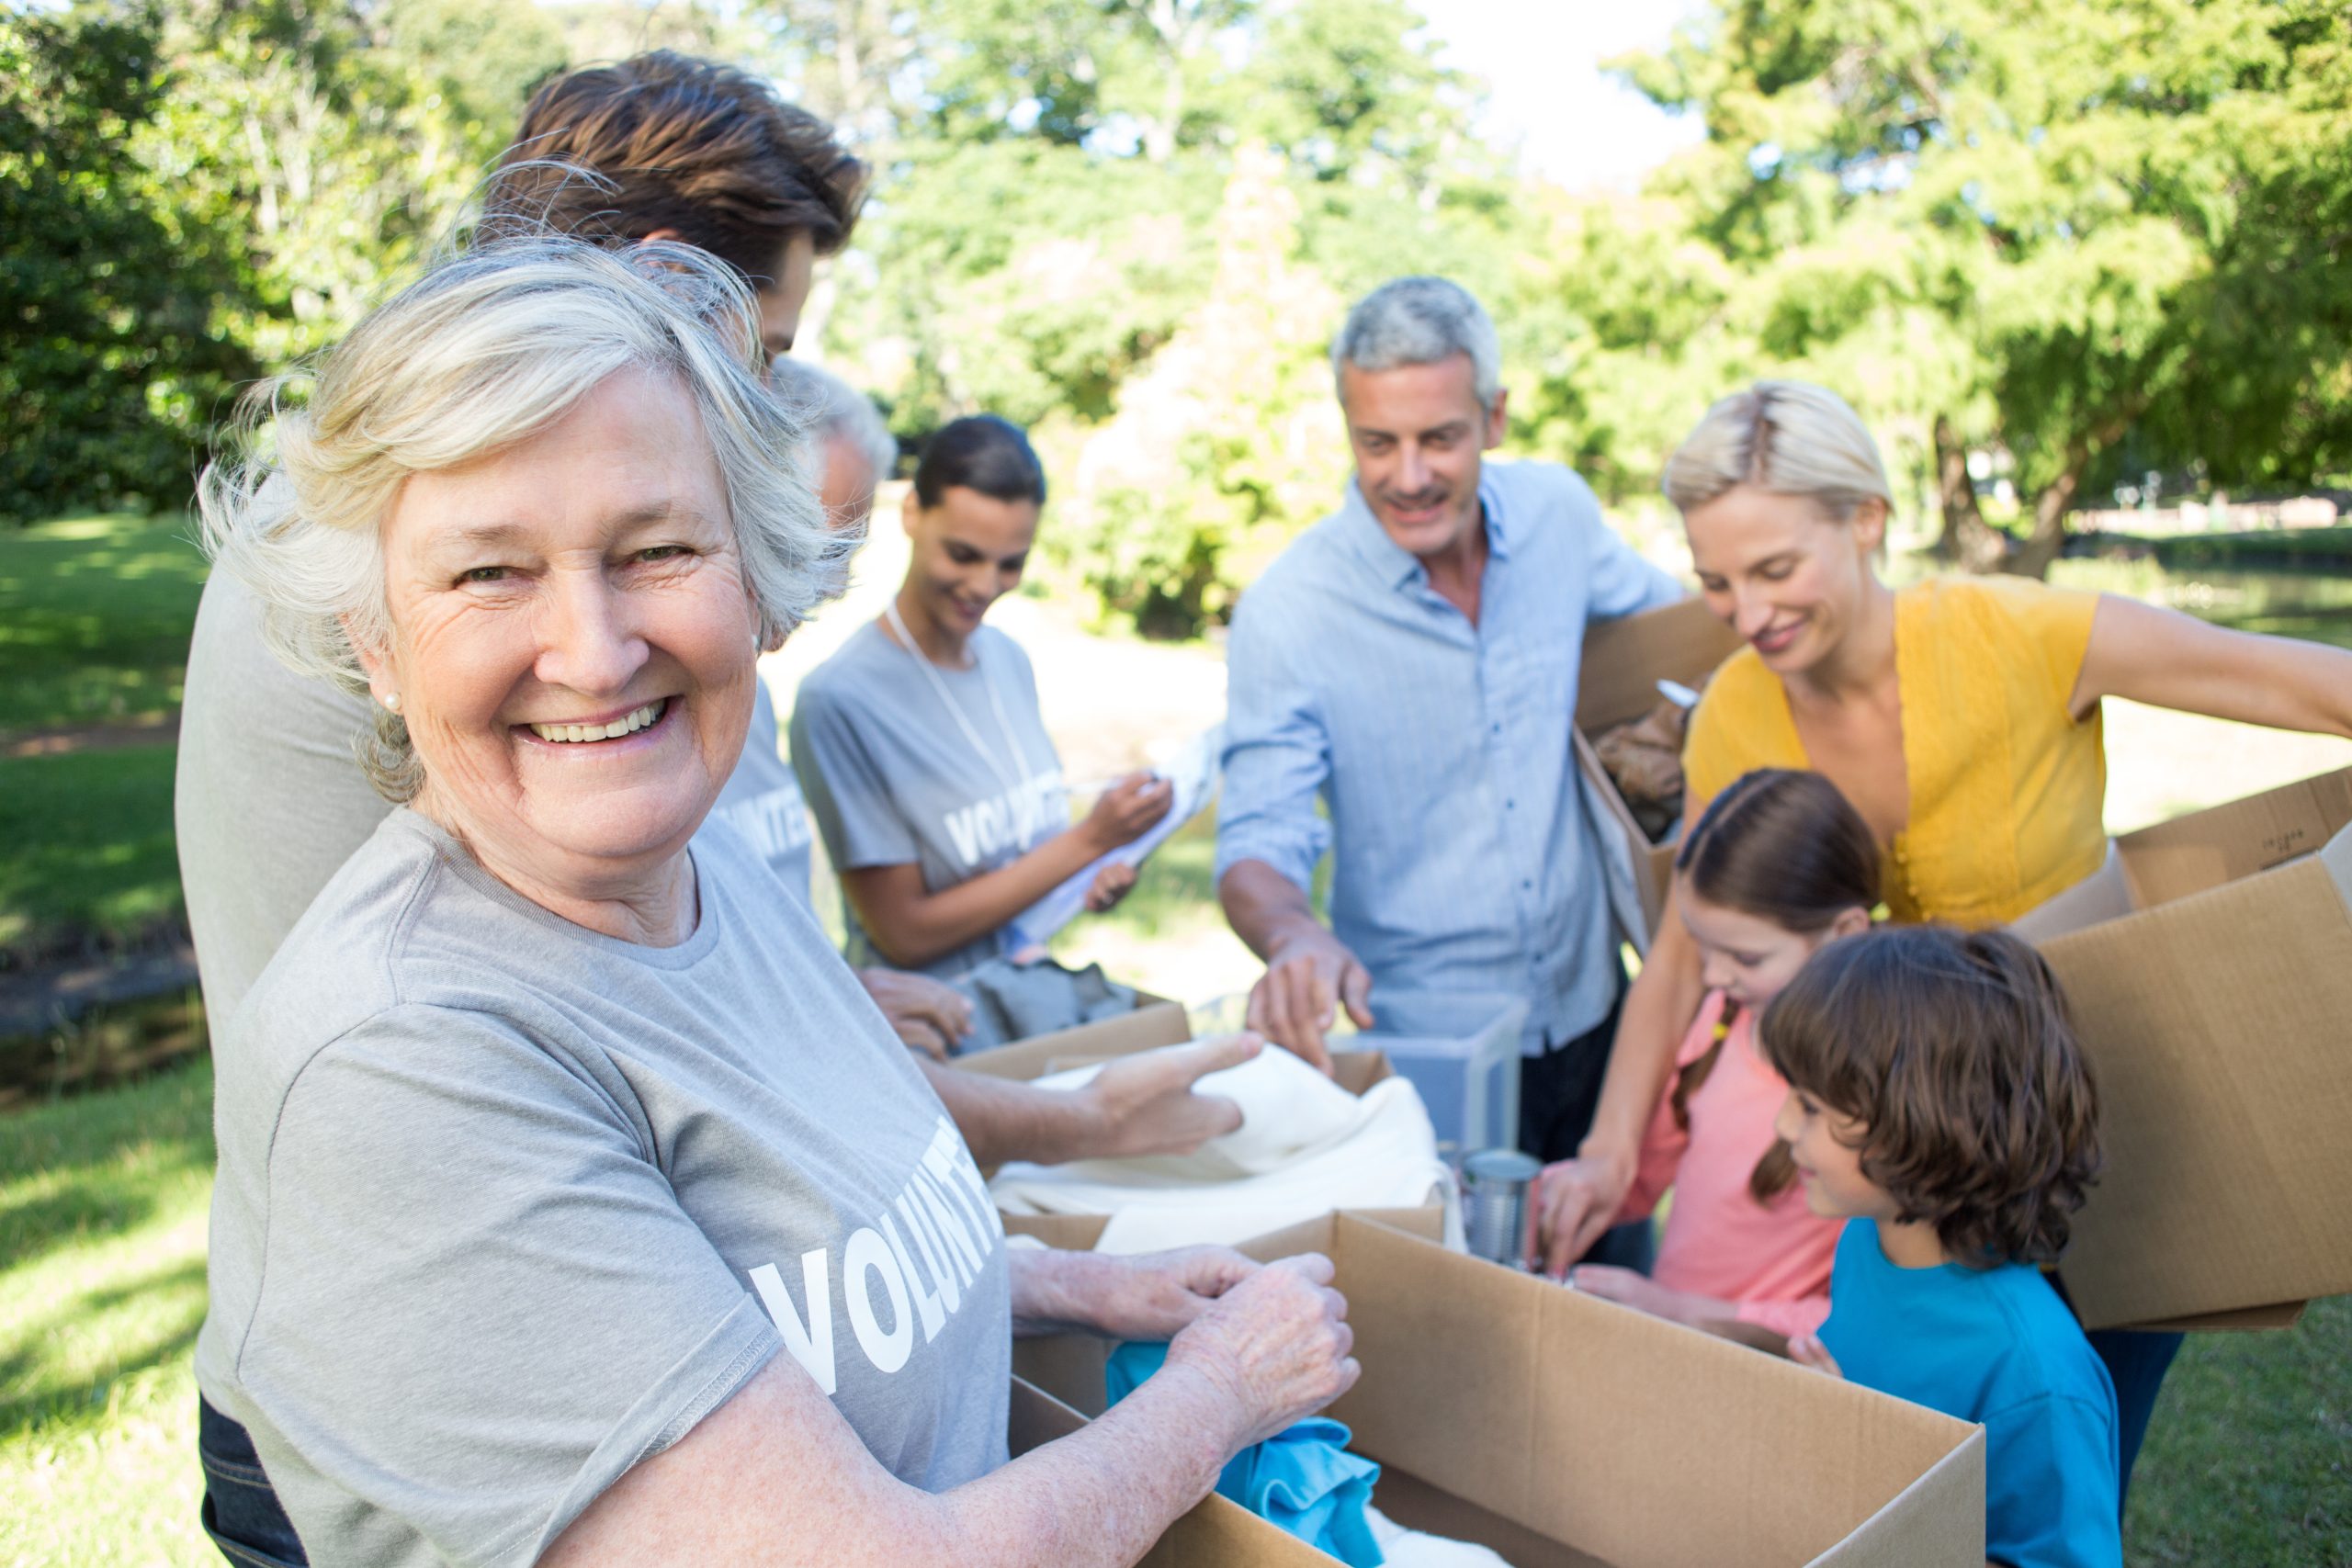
[1005,723,1223,949]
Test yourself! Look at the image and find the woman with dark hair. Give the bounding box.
[793,416,1174,978]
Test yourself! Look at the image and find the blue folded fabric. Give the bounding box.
[1106,1341,1385,1567]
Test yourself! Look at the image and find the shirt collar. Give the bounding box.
[1342,469,1512,592]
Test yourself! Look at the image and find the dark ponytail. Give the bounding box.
[912,414,1046,509]
[1670,768,1882,1202]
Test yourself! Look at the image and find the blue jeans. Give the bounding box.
[2085,1327,2184,1510]
[198,1399,309,1567]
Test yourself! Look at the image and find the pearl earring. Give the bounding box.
[381,692,401,714]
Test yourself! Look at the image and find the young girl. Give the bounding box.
[1770,925,2120,1568]
[1559,768,1874,1344]
[791,415,1171,977]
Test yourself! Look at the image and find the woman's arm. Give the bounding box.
[2072,594,2352,735]
[539,1255,1356,1568]
[845,774,1171,970]
[1532,894,1708,1276]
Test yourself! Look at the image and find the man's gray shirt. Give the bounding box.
[195,810,1011,1568]
[790,620,1067,978]
[1216,460,1684,1053]
[175,572,814,1022]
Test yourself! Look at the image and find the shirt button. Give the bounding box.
[1506,798,1516,809]
[1490,723,1501,735]
[1521,878,1533,890]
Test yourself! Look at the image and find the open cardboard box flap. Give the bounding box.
[1018,1213,1984,1567]
[2011,767,2352,1330]
[1575,600,1747,951]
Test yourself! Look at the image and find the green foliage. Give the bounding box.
[0,4,257,525]
[1575,0,2352,569]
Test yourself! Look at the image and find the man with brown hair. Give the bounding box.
[488,51,866,356]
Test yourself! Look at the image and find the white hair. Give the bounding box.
[1661,380,1894,522]
[1330,276,1502,407]
[766,356,895,491]
[198,235,840,799]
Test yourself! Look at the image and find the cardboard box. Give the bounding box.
[1015,1213,1984,1567]
[2008,766,2352,1331]
[1575,598,1747,950]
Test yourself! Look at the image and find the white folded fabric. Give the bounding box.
[1364,1503,1515,1567]
[989,1047,1453,1250]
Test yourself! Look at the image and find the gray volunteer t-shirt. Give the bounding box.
[708,675,816,904]
[195,810,1012,1568]
[791,620,1068,978]
[175,570,390,1025]
[176,570,817,1023]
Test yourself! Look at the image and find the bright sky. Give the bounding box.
[1419,0,1709,192]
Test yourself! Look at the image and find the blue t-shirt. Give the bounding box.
[1821,1221,2120,1568]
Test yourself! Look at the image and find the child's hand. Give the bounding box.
[1786,1331,1844,1379]
[1565,1265,1718,1328]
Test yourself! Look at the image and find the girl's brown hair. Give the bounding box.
[488,52,868,283]
[1671,769,1881,1202]
[1758,925,2103,1267]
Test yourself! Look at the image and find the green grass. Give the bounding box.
[0,1057,215,1568]
[0,1053,2341,1564]
[0,513,211,737]
[0,747,185,953]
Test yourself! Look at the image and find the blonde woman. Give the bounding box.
[1535,379,2352,1495]
[193,238,1355,1568]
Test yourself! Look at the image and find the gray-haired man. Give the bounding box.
[1216,276,1685,1197]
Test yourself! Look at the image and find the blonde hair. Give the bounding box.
[198,235,837,800]
[1661,380,1894,523]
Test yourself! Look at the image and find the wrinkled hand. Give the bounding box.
[1530,1152,1634,1279]
[1085,861,1138,913]
[1077,1034,1258,1159]
[1085,1247,1261,1342]
[857,968,974,1063]
[1167,1254,1359,1450]
[1787,1332,1843,1379]
[1244,929,1372,1074]
[1082,772,1174,852]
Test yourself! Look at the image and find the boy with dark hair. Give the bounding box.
[1763,924,2120,1568]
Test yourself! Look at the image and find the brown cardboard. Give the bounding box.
[2011,767,2352,1329]
[1575,599,1746,948]
[953,998,1193,1080]
[1019,1213,1984,1567]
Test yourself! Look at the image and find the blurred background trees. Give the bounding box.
[5,0,2348,627]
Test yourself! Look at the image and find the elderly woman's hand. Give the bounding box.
[1164,1253,1359,1450]
[1083,1247,1260,1341]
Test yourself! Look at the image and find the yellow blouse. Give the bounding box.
[1682,577,2108,928]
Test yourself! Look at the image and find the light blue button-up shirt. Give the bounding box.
[1216,460,1684,1054]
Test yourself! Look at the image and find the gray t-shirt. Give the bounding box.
[709,676,816,901]
[194,810,1011,1568]
[790,621,1068,978]
[175,572,815,1023]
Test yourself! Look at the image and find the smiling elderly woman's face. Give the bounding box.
[357,365,762,888]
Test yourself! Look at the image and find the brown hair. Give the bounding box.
[1758,925,2103,1267]
[1671,769,1881,1201]
[486,52,867,283]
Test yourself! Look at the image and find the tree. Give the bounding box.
[1616,0,2352,573]
[0,2,257,524]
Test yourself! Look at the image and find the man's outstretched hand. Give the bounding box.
[1243,930,1373,1074]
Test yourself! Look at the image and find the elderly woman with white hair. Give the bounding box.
[194,238,1356,1568]
[1534,378,2352,1499]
